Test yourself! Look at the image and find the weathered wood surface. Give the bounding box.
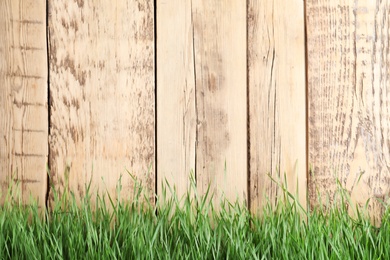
[158,1,247,205]
[0,0,48,207]
[48,0,155,205]
[248,0,306,213]
[157,0,196,200]
[192,1,247,204]
[307,1,390,222]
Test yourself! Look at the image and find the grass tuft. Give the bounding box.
[0,173,389,259]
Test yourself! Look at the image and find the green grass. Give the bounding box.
[0,176,389,259]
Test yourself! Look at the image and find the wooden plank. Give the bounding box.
[248,0,306,213]
[193,1,247,205]
[157,1,247,206]
[307,1,390,223]
[0,0,48,207]
[157,0,196,200]
[48,1,155,206]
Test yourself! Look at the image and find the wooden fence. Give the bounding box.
[1,0,389,221]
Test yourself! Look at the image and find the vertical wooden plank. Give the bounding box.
[0,0,48,207]
[193,1,247,205]
[157,1,247,206]
[48,1,155,205]
[157,1,196,200]
[307,1,390,222]
[248,0,306,213]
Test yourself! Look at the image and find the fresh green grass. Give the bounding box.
[0,176,389,259]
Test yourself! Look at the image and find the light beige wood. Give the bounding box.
[158,1,247,206]
[157,0,196,201]
[193,1,247,206]
[307,1,390,223]
[0,0,48,207]
[48,0,155,206]
[248,0,307,214]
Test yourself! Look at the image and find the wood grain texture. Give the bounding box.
[248,0,306,213]
[0,0,48,207]
[157,0,196,200]
[157,1,247,205]
[193,1,247,205]
[307,1,390,222]
[48,0,155,206]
